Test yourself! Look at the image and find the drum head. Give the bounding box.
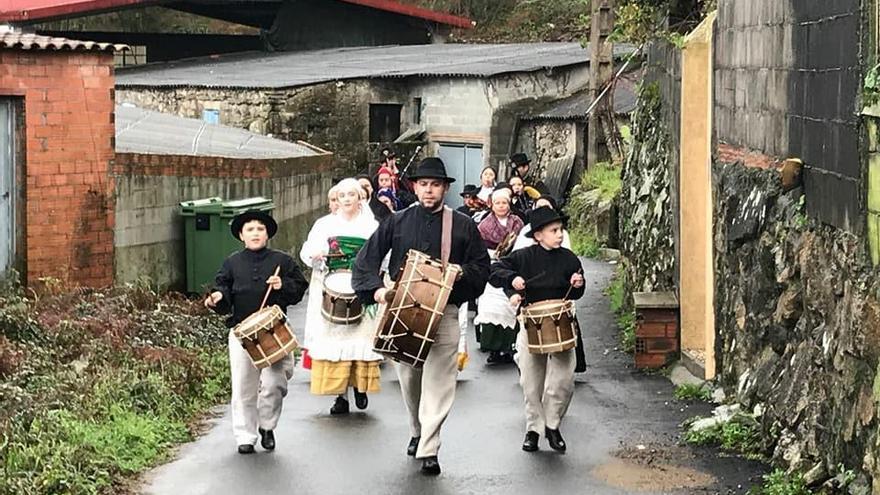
[324,271,354,294]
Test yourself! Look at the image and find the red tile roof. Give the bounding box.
[0,30,127,51]
[0,0,474,28]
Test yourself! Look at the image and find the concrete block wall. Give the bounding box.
[714,0,862,232]
[112,152,333,290]
[0,48,116,287]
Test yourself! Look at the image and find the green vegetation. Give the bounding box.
[407,0,591,42]
[683,415,764,460]
[748,469,811,495]
[566,162,623,258]
[605,266,636,353]
[0,275,230,494]
[674,383,711,401]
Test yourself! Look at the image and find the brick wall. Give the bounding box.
[0,48,116,287]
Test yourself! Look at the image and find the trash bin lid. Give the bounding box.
[220,197,275,217]
[179,196,223,215]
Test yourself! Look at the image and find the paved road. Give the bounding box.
[141,258,763,495]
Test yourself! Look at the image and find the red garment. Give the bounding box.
[478,213,524,250]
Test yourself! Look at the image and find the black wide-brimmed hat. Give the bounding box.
[409,157,456,183]
[510,153,531,166]
[460,184,479,197]
[380,147,396,159]
[230,210,278,240]
[526,206,564,238]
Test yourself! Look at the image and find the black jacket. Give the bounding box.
[352,203,490,306]
[212,247,308,328]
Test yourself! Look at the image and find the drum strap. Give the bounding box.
[441,206,453,270]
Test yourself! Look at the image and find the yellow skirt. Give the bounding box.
[310,360,381,395]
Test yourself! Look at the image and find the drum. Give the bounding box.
[374,249,461,369]
[321,270,363,325]
[519,299,578,354]
[233,305,298,369]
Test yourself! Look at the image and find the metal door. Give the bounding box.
[438,143,483,208]
[0,99,14,278]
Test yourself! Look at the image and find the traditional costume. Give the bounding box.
[490,207,585,453]
[474,189,524,363]
[210,210,308,454]
[352,158,490,475]
[300,179,382,413]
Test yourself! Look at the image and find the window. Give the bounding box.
[202,109,220,125]
[412,97,422,125]
[369,103,402,143]
[114,45,147,67]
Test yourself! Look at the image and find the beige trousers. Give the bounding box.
[395,305,460,458]
[515,328,575,433]
[228,331,295,446]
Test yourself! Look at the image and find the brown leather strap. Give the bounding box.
[441,206,452,269]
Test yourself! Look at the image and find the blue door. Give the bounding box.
[438,143,483,208]
[0,99,14,278]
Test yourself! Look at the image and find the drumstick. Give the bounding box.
[259,265,281,311]
[562,269,583,301]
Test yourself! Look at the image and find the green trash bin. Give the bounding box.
[180,196,274,294]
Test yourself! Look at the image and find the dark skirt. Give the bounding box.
[478,323,517,353]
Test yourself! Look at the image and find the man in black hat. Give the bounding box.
[456,183,483,218]
[352,157,490,476]
[205,210,308,455]
[490,206,584,454]
[510,152,549,196]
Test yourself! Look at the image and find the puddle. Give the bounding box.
[592,444,717,493]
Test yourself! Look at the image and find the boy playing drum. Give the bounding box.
[489,206,585,453]
[204,210,308,454]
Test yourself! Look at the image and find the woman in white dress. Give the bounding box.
[299,178,383,414]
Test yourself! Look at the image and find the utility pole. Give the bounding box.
[587,0,615,170]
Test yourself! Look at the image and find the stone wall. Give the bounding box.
[112,152,332,290]
[618,41,680,295]
[713,162,880,490]
[708,0,874,486]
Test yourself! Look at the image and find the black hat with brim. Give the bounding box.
[526,206,565,238]
[409,157,456,183]
[460,184,479,197]
[511,153,531,166]
[230,210,278,240]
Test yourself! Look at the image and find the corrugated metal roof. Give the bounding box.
[523,72,640,120]
[115,104,326,159]
[0,30,127,52]
[116,43,635,89]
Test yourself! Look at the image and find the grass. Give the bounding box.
[579,161,623,203]
[604,266,636,353]
[0,276,231,494]
[674,383,712,401]
[683,415,764,461]
[747,469,811,495]
[570,227,601,258]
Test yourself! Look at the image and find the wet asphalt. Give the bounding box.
[140,258,764,495]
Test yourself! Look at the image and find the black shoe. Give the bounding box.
[330,396,350,415]
[522,431,539,452]
[354,389,368,410]
[407,436,420,456]
[259,428,275,451]
[237,444,255,455]
[500,352,515,364]
[487,351,499,364]
[420,456,441,475]
[545,427,567,452]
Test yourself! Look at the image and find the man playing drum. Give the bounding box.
[205,210,308,455]
[489,206,585,454]
[352,157,490,475]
